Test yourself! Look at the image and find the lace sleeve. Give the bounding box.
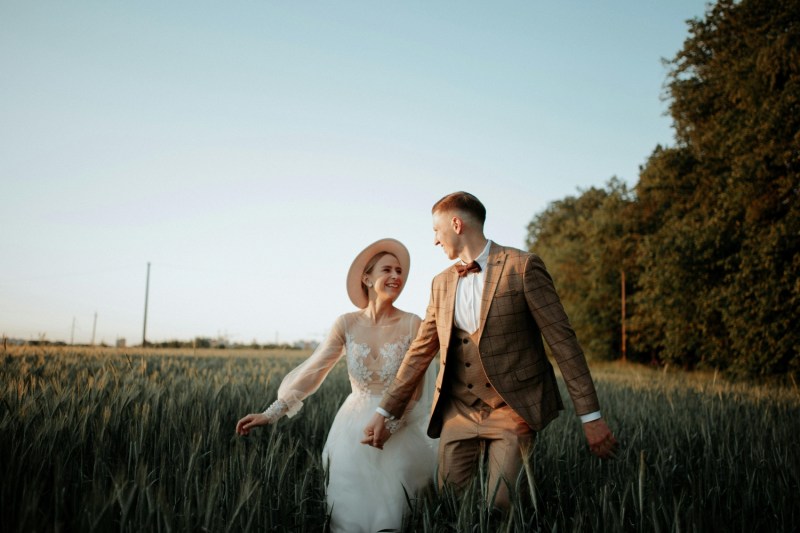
[267,315,347,419]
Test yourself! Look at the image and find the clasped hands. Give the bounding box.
[361,412,392,449]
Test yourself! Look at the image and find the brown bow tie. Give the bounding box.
[455,261,482,277]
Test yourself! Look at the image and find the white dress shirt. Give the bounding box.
[453,240,492,334]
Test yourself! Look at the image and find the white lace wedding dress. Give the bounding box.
[266,310,437,533]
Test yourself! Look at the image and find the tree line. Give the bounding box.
[527,0,799,378]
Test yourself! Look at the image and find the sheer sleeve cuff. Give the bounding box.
[262,399,290,423]
[283,400,302,418]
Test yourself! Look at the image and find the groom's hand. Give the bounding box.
[361,412,391,449]
[583,418,618,459]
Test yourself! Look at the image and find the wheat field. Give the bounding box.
[2,346,798,532]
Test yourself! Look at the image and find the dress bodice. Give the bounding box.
[274,310,421,417]
[344,313,416,395]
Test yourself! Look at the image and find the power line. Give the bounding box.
[142,262,151,347]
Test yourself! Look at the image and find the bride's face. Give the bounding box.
[364,254,404,302]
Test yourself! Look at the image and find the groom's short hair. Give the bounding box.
[432,192,486,226]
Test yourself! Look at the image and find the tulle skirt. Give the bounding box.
[323,392,436,533]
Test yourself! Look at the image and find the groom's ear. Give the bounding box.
[451,215,464,234]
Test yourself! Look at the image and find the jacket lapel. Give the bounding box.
[476,243,506,341]
[442,267,460,356]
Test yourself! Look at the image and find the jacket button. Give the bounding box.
[465,362,471,368]
[485,383,491,388]
[462,338,469,344]
[467,384,473,389]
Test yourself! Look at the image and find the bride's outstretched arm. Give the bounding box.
[236,315,347,435]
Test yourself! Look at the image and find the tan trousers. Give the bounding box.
[437,395,535,509]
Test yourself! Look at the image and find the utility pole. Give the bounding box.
[71,317,76,345]
[142,262,151,347]
[621,269,627,363]
[91,312,97,346]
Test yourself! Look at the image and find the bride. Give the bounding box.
[236,238,437,532]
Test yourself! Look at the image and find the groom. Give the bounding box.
[363,191,617,509]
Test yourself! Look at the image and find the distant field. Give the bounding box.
[2,346,798,532]
[1,345,315,359]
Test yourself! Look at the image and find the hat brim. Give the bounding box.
[346,238,411,309]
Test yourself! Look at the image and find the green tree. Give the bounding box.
[527,0,799,377]
[633,0,800,375]
[527,178,635,361]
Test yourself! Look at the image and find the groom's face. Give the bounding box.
[432,210,461,260]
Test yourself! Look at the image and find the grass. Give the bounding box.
[1,346,798,532]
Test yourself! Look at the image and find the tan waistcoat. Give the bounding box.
[448,328,504,408]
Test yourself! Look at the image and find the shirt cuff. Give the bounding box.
[376,407,395,420]
[579,411,602,423]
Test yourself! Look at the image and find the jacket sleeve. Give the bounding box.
[522,253,600,416]
[380,281,441,418]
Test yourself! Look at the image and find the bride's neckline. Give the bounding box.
[355,309,405,327]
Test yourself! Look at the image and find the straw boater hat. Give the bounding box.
[346,238,411,308]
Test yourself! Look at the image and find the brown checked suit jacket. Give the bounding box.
[381,242,600,437]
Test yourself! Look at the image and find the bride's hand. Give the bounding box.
[236,413,270,436]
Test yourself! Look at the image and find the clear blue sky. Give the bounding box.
[1,1,709,346]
